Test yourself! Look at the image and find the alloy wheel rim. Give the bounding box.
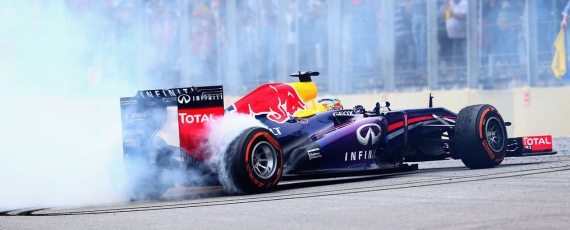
[250,141,277,179]
[485,117,505,152]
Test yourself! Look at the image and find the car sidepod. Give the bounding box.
[277,114,388,175]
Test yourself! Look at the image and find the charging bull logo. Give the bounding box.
[232,84,306,123]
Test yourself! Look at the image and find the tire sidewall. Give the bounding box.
[230,127,283,193]
[456,104,508,169]
[476,106,507,163]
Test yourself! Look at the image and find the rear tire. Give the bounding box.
[454,104,507,169]
[218,127,283,194]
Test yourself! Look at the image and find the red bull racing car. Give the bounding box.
[119,71,557,200]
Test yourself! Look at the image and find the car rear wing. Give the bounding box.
[506,135,557,157]
[120,86,224,162]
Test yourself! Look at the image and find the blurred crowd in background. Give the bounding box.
[0,0,568,96]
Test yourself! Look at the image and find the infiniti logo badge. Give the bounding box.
[178,94,191,104]
[356,124,381,145]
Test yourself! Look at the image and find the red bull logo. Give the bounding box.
[232,83,306,123]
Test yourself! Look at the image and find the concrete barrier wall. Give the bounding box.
[226,85,570,137]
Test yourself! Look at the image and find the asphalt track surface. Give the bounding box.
[1,155,569,229]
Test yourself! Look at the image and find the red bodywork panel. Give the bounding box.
[232,83,307,123]
[522,135,553,152]
[120,86,224,163]
[178,107,224,161]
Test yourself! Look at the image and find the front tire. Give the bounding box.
[454,104,508,169]
[218,127,283,194]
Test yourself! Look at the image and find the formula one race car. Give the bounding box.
[119,71,557,199]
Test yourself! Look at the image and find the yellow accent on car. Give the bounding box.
[287,81,323,117]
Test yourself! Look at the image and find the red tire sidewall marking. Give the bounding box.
[260,132,283,187]
[479,108,495,160]
[244,132,283,188]
[479,107,506,161]
[481,139,496,160]
[494,156,505,162]
[479,108,491,139]
[493,111,506,162]
[245,133,265,187]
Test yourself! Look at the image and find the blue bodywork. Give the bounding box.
[250,107,457,177]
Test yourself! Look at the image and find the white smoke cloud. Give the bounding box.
[0,98,127,209]
[0,0,297,209]
[0,1,152,209]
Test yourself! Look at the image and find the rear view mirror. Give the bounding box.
[378,102,390,108]
[374,101,391,114]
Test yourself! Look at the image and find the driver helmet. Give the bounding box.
[318,96,343,111]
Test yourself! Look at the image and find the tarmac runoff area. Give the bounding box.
[1,153,569,229]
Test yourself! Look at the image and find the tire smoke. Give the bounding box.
[1,1,166,209]
[206,113,267,194]
[0,98,129,210]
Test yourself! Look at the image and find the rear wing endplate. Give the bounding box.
[119,86,224,162]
